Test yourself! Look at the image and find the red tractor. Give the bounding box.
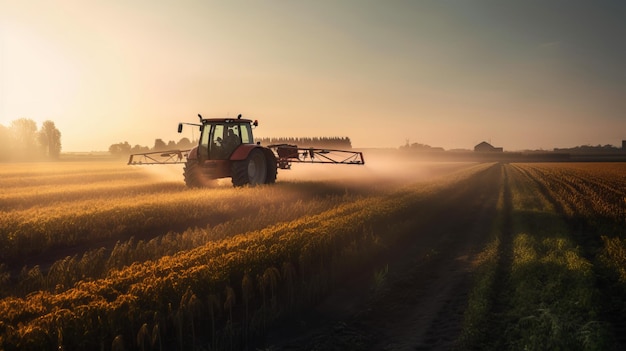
[128,114,365,187]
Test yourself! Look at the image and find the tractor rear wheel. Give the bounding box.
[231,149,268,187]
[264,149,277,184]
[183,159,216,187]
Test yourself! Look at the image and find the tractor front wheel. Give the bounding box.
[231,149,268,187]
[183,159,216,187]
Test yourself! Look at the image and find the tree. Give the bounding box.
[177,137,194,149]
[10,118,38,157]
[0,124,10,160]
[109,142,131,156]
[131,144,149,153]
[37,120,62,159]
[153,139,167,151]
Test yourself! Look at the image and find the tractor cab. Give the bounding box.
[198,118,256,161]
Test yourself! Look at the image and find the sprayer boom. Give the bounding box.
[268,144,364,169]
[128,149,190,165]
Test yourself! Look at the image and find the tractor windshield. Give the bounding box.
[199,122,253,160]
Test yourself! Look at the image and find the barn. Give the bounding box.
[474,141,503,152]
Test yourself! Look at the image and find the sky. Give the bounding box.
[1,0,625,152]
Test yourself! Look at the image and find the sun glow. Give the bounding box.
[1,22,81,126]
[1,1,624,152]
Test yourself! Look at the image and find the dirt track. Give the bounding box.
[262,164,503,350]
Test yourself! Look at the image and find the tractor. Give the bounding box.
[128,114,365,187]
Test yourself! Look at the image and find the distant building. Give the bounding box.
[623,140,626,150]
[474,141,503,152]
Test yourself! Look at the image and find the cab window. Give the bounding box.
[240,124,252,144]
[199,124,211,159]
[221,124,242,156]
[209,124,225,159]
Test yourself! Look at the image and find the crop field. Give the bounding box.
[1,158,625,350]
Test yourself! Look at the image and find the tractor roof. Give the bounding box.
[202,118,255,124]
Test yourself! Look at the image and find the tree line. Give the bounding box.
[108,138,196,157]
[554,144,625,154]
[256,136,352,149]
[0,118,62,161]
[110,136,353,157]
[399,140,445,152]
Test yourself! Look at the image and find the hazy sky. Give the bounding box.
[1,0,625,151]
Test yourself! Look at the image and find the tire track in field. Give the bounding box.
[481,163,516,350]
[383,163,503,351]
[262,163,503,350]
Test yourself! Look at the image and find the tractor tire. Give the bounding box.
[231,149,268,187]
[183,159,215,187]
[264,149,277,184]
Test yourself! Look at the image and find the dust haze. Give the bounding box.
[131,149,474,193]
[132,164,190,183]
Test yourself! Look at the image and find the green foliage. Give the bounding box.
[499,164,618,350]
[459,163,625,350]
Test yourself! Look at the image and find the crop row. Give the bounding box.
[0,180,361,266]
[0,162,478,295]
[0,180,185,210]
[515,163,626,347]
[503,164,607,349]
[0,162,148,188]
[0,163,492,350]
[461,163,625,350]
[513,164,626,277]
[517,163,625,223]
[3,196,357,297]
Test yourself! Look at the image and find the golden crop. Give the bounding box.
[0,160,487,350]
